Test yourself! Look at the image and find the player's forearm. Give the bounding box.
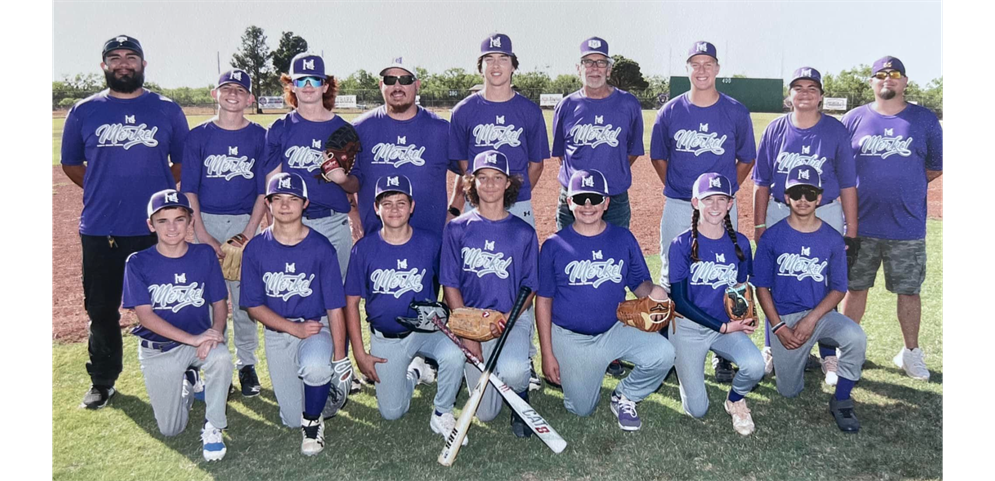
[736,160,755,186]
[839,187,859,237]
[650,159,668,185]
[246,305,302,334]
[535,296,555,357]
[631,280,662,299]
[186,194,216,244]
[756,288,781,326]
[62,164,86,188]
[170,163,182,184]
[927,169,942,183]
[327,308,348,361]
[448,173,466,212]
[242,195,267,238]
[210,300,228,333]
[337,174,360,194]
[344,296,367,355]
[628,154,639,167]
[528,161,543,192]
[134,306,200,346]
[753,185,771,226]
[443,286,465,310]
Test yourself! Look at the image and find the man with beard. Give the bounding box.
[61,35,190,409]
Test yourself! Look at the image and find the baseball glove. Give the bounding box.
[323,357,354,419]
[319,123,361,182]
[396,299,449,332]
[616,296,676,333]
[219,234,248,281]
[724,283,756,327]
[448,307,506,342]
[844,237,861,278]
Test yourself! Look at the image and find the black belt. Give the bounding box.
[304,209,334,220]
[371,327,413,339]
[139,339,181,352]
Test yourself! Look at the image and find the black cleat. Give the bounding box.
[829,396,860,433]
[80,385,115,409]
[607,359,624,377]
[239,365,261,397]
[713,356,735,384]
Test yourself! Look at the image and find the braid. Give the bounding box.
[690,209,700,263]
[724,212,745,262]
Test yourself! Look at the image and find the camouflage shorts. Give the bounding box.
[848,236,927,295]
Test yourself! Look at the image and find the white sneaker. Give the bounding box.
[821,355,839,386]
[430,411,468,446]
[894,347,930,381]
[762,347,774,376]
[724,398,755,436]
[201,421,226,461]
[301,415,325,456]
[408,356,437,385]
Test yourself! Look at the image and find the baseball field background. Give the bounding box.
[51,110,943,480]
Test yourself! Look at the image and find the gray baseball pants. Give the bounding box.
[463,309,534,422]
[303,212,352,280]
[263,316,335,428]
[369,329,466,419]
[138,342,233,436]
[770,310,866,398]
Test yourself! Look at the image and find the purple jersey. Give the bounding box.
[538,224,651,335]
[551,89,644,195]
[180,120,267,215]
[753,114,856,206]
[668,230,753,323]
[352,107,456,235]
[345,228,442,334]
[449,93,550,202]
[650,93,756,199]
[263,112,351,215]
[240,227,346,320]
[60,89,189,236]
[123,243,227,343]
[440,212,539,313]
[841,104,943,240]
[752,220,847,316]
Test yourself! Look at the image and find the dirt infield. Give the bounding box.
[51,163,943,342]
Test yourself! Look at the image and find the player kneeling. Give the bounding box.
[754,166,867,432]
[343,175,468,441]
[536,170,676,431]
[123,189,233,461]
[668,173,763,436]
[240,173,352,455]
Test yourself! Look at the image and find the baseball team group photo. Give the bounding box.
[49,2,945,480]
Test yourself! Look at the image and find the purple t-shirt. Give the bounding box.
[841,104,943,240]
[345,228,442,334]
[753,114,856,206]
[752,220,847,316]
[552,89,644,195]
[440,212,539,313]
[449,92,550,202]
[61,89,189,236]
[650,93,756,199]
[668,229,753,323]
[123,243,227,343]
[240,227,346,320]
[263,111,351,215]
[181,120,267,215]
[352,107,456,235]
[538,224,650,335]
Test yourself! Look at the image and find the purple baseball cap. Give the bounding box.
[480,33,515,58]
[289,53,325,79]
[872,56,906,76]
[102,35,144,60]
[379,56,416,79]
[784,165,823,192]
[267,172,309,200]
[147,189,191,218]
[375,174,414,198]
[218,69,251,91]
[687,40,717,62]
[471,150,510,175]
[568,169,609,196]
[789,67,822,90]
[692,173,733,200]
[580,37,609,58]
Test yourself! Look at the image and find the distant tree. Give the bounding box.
[264,31,309,96]
[607,55,648,92]
[549,74,581,95]
[821,65,873,109]
[513,71,551,100]
[231,25,272,113]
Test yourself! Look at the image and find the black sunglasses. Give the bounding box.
[571,193,606,206]
[787,188,820,202]
[383,75,416,85]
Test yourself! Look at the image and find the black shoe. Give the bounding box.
[829,396,860,432]
[805,354,821,372]
[239,365,261,397]
[528,363,543,392]
[350,377,363,395]
[713,356,735,384]
[510,392,533,438]
[80,385,115,409]
[607,359,624,377]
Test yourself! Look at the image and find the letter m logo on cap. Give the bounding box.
[303,59,315,71]
[387,176,399,186]
[709,177,722,188]
[588,39,602,49]
[489,36,502,48]
[165,192,178,203]
[801,68,811,77]
[799,169,810,180]
[582,175,594,188]
[883,61,892,68]
[230,71,242,81]
[697,42,708,52]
[279,177,291,189]
[116,36,128,43]
[486,153,497,164]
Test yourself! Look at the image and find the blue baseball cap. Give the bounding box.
[568,169,609,196]
[289,53,325,79]
[480,33,515,58]
[102,34,143,60]
[147,189,191,218]
[379,56,416,79]
[692,173,733,200]
[267,172,309,200]
[872,56,906,77]
[687,40,718,62]
[375,174,414,199]
[580,37,609,58]
[789,66,822,90]
[784,165,823,192]
[218,69,251,91]
[471,150,510,175]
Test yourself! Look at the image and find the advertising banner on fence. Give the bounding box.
[540,94,563,107]
[258,96,285,109]
[337,95,358,109]
[824,97,847,111]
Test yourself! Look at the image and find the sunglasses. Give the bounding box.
[787,188,820,202]
[293,76,324,88]
[571,193,606,206]
[383,75,415,85]
[872,71,903,80]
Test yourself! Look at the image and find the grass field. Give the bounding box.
[52,221,942,481]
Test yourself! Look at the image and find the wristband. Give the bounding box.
[771,321,786,333]
[448,206,461,217]
[755,223,766,228]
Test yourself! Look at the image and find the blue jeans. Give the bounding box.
[556,188,631,230]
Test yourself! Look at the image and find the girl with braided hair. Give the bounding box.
[667,172,763,436]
